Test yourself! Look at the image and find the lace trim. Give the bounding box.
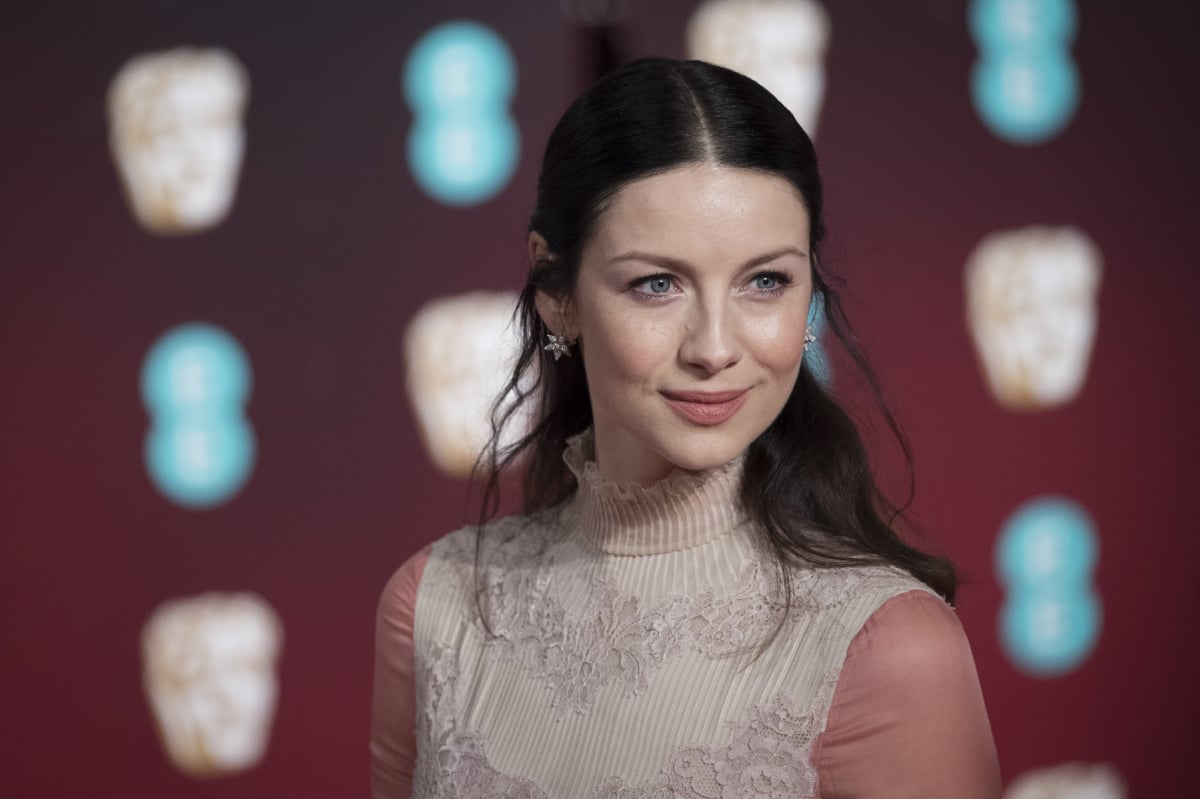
[413,643,549,798]
[415,635,834,799]
[417,526,934,798]
[488,556,779,715]
[595,675,836,799]
[792,561,934,614]
[454,526,778,715]
[439,527,930,717]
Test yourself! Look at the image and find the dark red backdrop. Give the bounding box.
[3,1,1197,796]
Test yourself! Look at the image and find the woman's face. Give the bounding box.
[537,163,813,485]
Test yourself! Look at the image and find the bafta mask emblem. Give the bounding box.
[1004,762,1127,799]
[686,0,831,136]
[108,47,249,234]
[142,592,282,777]
[966,226,1102,411]
[404,291,531,478]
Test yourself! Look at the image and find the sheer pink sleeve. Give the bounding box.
[816,590,1002,798]
[370,544,431,799]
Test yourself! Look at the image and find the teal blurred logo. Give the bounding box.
[141,323,256,509]
[969,0,1080,145]
[805,292,832,388]
[403,21,519,206]
[995,496,1101,676]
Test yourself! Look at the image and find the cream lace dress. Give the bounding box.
[371,433,1001,798]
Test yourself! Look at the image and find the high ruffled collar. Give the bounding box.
[562,429,748,556]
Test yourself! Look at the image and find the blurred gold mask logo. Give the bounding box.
[966,226,1102,411]
[108,47,248,234]
[142,592,282,777]
[1005,762,1127,799]
[687,0,831,136]
[404,291,531,478]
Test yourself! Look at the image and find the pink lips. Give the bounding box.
[660,389,750,426]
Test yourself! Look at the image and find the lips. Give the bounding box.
[660,389,750,426]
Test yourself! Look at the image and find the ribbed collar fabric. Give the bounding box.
[562,429,749,556]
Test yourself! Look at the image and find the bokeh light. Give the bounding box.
[141,323,256,509]
[996,496,1101,676]
[403,21,519,206]
[969,0,1080,145]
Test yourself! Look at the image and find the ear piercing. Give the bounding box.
[544,332,576,361]
[804,327,817,353]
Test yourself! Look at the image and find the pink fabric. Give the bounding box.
[370,544,430,799]
[815,590,1002,798]
[370,554,1001,799]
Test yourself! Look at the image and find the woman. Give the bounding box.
[372,58,1001,797]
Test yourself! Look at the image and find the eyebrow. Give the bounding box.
[606,246,808,271]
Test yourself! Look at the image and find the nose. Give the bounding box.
[679,299,743,375]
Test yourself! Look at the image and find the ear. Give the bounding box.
[529,232,578,339]
[528,230,551,268]
[534,290,576,341]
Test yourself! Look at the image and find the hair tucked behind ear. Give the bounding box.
[474,57,956,634]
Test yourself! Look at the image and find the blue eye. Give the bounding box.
[627,274,677,299]
[750,272,792,293]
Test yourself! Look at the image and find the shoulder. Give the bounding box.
[845,589,968,677]
[375,521,478,624]
[380,508,566,612]
[827,587,988,738]
[790,560,938,618]
[818,590,1001,796]
[376,542,435,628]
[429,507,567,570]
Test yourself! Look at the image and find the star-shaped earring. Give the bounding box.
[544,332,575,361]
[804,327,817,353]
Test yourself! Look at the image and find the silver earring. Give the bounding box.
[804,327,817,353]
[544,332,575,361]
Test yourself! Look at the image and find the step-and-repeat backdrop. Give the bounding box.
[4,1,1196,796]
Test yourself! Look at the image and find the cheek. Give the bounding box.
[579,303,676,383]
[743,309,807,375]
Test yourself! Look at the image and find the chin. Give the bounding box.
[656,430,751,474]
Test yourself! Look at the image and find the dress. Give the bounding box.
[371,433,1001,798]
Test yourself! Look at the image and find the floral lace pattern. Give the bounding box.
[413,643,549,799]
[595,679,835,799]
[415,632,836,799]
[411,429,936,797]
[443,522,782,715]
[792,561,932,615]
[437,523,928,717]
